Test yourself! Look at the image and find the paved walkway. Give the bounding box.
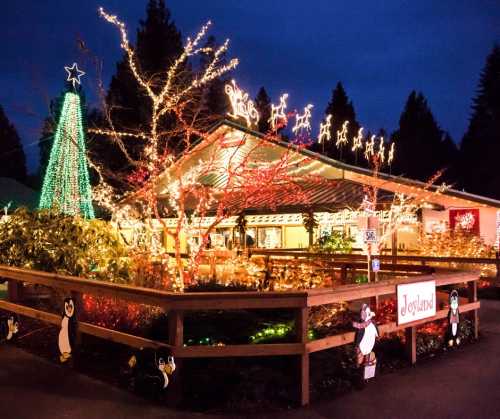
[1,301,500,419]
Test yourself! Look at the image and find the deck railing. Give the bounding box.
[0,265,480,406]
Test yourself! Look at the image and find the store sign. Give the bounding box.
[397,280,436,325]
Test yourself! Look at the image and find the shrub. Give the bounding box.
[315,230,354,254]
[0,207,130,281]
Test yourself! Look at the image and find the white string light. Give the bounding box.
[224,79,260,127]
[318,114,332,144]
[351,127,364,152]
[269,93,288,131]
[335,120,349,147]
[377,137,386,163]
[388,142,395,166]
[292,104,313,135]
[364,134,375,160]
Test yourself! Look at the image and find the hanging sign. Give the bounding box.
[449,208,480,235]
[397,280,436,325]
[371,258,380,272]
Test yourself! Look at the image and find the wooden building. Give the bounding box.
[124,119,500,254]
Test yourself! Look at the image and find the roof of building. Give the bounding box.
[0,177,39,211]
[206,119,500,209]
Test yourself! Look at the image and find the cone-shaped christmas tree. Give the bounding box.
[39,63,94,219]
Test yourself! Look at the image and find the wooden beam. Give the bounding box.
[174,342,304,358]
[0,300,172,351]
[0,265,307,310]
[307,272,479,307]
[307,301,480,353]
[167,310,184,406]
[295,307,310,406]
[405,326,417,365]
[468,280,479,340]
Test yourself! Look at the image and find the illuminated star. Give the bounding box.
[64,62,85,88]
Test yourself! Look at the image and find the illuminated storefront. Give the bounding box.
[124,120,500,254]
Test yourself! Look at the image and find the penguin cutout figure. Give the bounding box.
[125,348,176,398]
[0,314,19,343]
[447,290,460,347]
[353,304,379,379]
[58,297,77,363]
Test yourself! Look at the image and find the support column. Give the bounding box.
[296,306,309,406]
[7,280,23,303]
[405,326,417,365]
[468,280,479,340]
[167,310,184,406]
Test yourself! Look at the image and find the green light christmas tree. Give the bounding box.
[39,63,95,219]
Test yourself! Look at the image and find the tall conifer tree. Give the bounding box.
[0,105,27,182]
[460,45,500,198]
[255,87,271,133]
[391,91,451,181]
[320,82,360,162]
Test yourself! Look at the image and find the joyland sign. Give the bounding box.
[397,280,436,325]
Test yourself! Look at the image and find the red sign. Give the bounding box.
[449,209,480,235]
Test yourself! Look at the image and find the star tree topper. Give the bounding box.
[64,62,85,88]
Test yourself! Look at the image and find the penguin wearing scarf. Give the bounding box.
[353,304,379,379]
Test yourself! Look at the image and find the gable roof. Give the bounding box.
[206,119,500,209]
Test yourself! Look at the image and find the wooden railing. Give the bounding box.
[0,265,480,406]
[250,249,500,280]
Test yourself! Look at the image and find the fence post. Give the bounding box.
[71,291,83,346]
[468,280,479,340]
[168,310,184,405]
[496,252,500,283]
[340,264,347,284]
[295,306,309,406]
[405,326,417,365]
[7,280,23,303]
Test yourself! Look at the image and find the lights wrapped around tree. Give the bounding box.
[39,64,94,219]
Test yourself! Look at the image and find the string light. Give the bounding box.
[364,135,375,160]
[224,79,259,127]
[292,104,313,135]
[388,142,395,166]
[336,120,349,147]
[269,93,288,131]
[377,137,386,163]
[39,86,94,219]
[318,114,332,144]
[351,127,364,152]
[64,63,85,89]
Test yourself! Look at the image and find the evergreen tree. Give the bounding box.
[0,105,27,182]
[94,0,184,180]
[460,45,500,198]
[254,87,271,133]
[319,82,360,162]
[391,91,448,181]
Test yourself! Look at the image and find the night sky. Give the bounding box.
[2,0,500,173]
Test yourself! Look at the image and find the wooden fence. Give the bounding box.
[0,265,480,406]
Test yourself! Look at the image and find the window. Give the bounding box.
[257,227,282,249]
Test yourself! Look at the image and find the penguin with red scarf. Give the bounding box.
[353,304,379,380]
